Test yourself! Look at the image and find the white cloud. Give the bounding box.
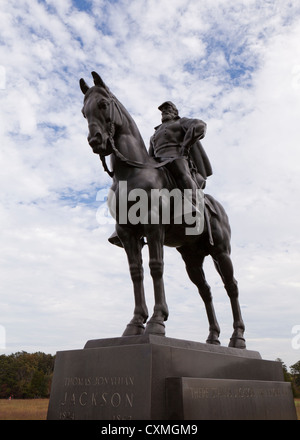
[0,0,300,368]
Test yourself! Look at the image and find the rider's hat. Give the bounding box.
[158,101,179,115]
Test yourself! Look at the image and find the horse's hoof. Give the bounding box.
[206,338,221,346]
[206,331,220,345]
[145,320,165,336]
[122,323,145,336]
[228,337,246,349]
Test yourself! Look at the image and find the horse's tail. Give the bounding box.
[204,193,231,250]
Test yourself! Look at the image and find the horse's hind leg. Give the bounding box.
[178,247,221,345]
[212,250,246,349]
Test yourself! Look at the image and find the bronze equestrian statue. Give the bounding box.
[79,71,246,349]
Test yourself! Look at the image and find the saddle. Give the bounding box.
[108,167,216,248]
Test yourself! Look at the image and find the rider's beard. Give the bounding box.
[161,113,175,123]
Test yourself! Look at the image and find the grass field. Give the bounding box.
[295,399,300,420]
[0,399,49,420]
[0,398,299,420]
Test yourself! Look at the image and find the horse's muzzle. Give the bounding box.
[88,132,103,153]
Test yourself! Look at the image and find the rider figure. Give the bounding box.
[108,101,212,246]
[149,101,212,195]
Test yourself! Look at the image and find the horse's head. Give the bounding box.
[80,72,121,156]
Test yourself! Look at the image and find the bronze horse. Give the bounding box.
[80,71,246,348]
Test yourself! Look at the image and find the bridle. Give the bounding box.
[98,96,176,178]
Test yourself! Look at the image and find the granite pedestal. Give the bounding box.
[47,335,297,420]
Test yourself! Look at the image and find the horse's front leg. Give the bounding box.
[116,225,149,336]
[144,225,169,336]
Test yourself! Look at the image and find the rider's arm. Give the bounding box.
[148,136,155,156]
[180,118,207,154]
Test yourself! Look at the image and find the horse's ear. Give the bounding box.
[91,71,110,93]
[79,78,89,94]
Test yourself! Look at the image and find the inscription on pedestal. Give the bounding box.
[189,383,290,400]
[59,376,135,420]
[166,377,297,420]
[47,345,152,420]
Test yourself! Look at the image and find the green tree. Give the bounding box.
[29,370,48,398]
[275,358,291,382]
[0,354,18,398]
[0,352,55,398]
[290,360,300,387]
[289,360,300,397]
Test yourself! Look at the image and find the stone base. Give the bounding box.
[47,335,297,420]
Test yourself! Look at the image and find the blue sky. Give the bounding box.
[1,0,300,368]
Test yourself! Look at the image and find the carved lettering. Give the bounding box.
[112,414,133,420]
[60,391,134,408]
[79,392,88,406]
[59,374,135,419]
[64,376,134,387]
[111,393,121,408]
[59,411,75,420]
[189,386,288,400]
[126,393,133,408]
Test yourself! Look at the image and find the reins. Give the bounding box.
[99,98,177,178]
[99,154,114,178]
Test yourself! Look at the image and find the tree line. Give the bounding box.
[0,352,299,399]
[277,358,300,397]
[0,351,55,398]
